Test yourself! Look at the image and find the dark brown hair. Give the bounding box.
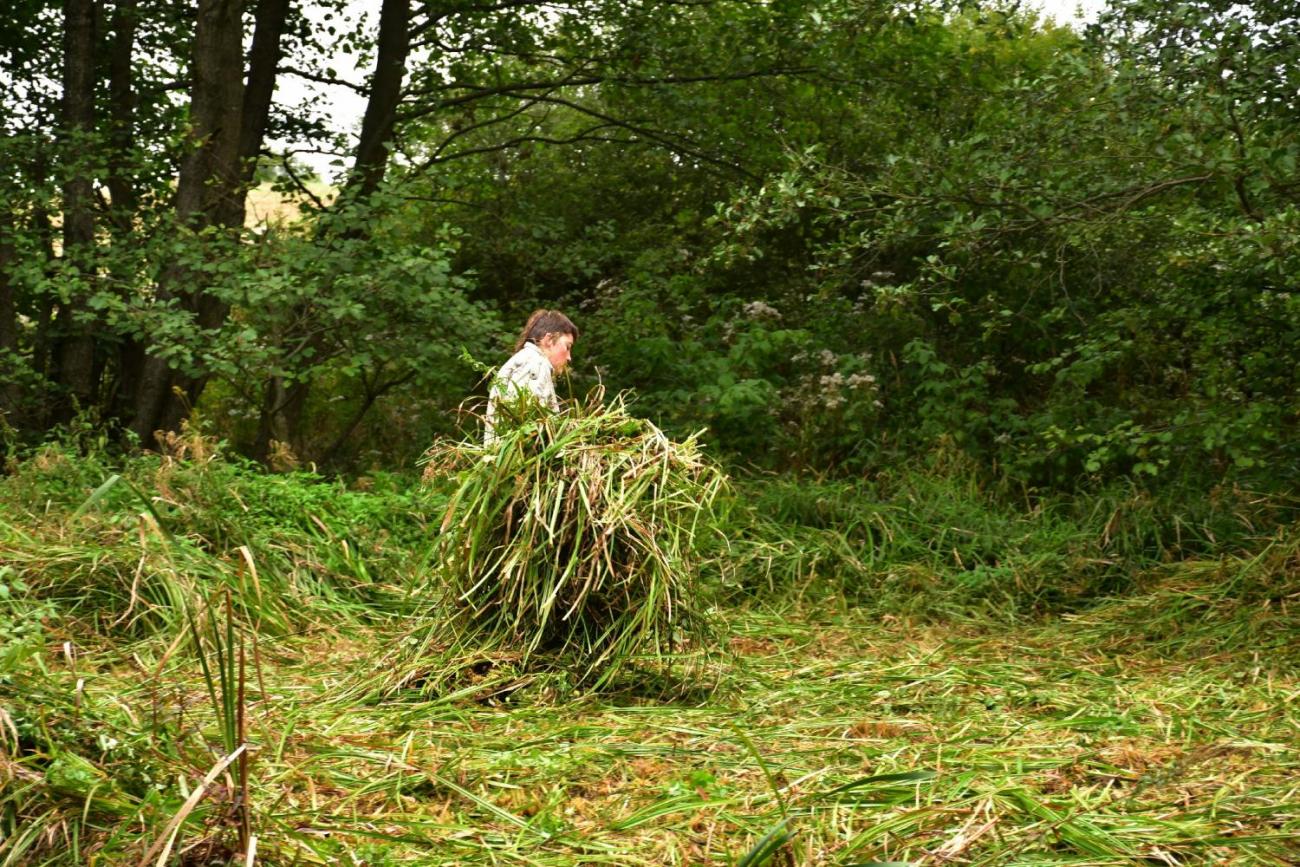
[515,309,578,352]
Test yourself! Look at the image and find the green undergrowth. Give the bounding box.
[0,437,442,637]
[708,466,1298,621]
[2,444,1298,864]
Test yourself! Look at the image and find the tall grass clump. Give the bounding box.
[0,427,439,638]
[707,458,1296,621]
[404,393,725,690]
[708,470,1108,619]
[1065,521,1300,669]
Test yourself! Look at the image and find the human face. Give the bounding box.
[541,332,574,372]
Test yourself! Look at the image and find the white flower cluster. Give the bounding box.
[818,370,878,408]
[743,300,782,320]
[786,348,881,412]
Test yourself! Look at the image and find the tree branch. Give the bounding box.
[425,127,638,167]
[401,66,817,115]
[502,91,757,179]
[418,95,554,168]
[279,65,368,94]
[415,70,591,166]
[318,366,418,465]
[278,153,329,211]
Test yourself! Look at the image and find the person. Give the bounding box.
[484,309,578,443]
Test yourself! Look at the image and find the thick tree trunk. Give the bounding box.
[198,0,293,405]
[347,0,411,200]
[176,0,246,227]
[237,0,292,185]
[54,0,99,418]
[106,0,139,224]
[130,0,246,442]
[131,0,290,444]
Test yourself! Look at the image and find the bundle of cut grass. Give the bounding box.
[407,391,725,689]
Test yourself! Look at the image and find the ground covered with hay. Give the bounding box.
[2,438,1298,865]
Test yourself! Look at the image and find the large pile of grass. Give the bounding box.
[409,393,725,688]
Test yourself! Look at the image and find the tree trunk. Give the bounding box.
[0,214,14,353]
[347,0,411,200]
[0,210,18,422]
[107,0,143,427]
[131,0,291,444]
[237,0,292,185]
[30,152,57,419]
[130,0,246,442]
[251,374,308,463]
[54,0,99,418]
[106,0,139,225]
[176,0,245,228]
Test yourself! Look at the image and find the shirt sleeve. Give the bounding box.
[526,352,559,411]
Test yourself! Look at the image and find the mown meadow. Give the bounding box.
[2,426,1296,866]
[4,0,1300,863]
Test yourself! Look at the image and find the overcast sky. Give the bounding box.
[278,0,1112,181]
[1036,0,1107,25]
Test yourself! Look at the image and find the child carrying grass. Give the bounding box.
[484,309,578,443]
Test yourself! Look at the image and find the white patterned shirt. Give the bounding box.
[485,341,558,442]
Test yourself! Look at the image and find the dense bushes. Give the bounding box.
[420,3,1300,495]
[6,2,1294,496]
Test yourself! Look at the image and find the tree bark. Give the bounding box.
[130,0,246,442]
[54,0,99,418]
[238,0,293,184]
[176,0,246,228]
[0,216,14,353]
[106,0,139,225]
[30,153,57,415]
[0,210,18,423]
[347,0,411,200]
[131,0,291,444]
[106,0,144,427]
[132,3,239,438]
